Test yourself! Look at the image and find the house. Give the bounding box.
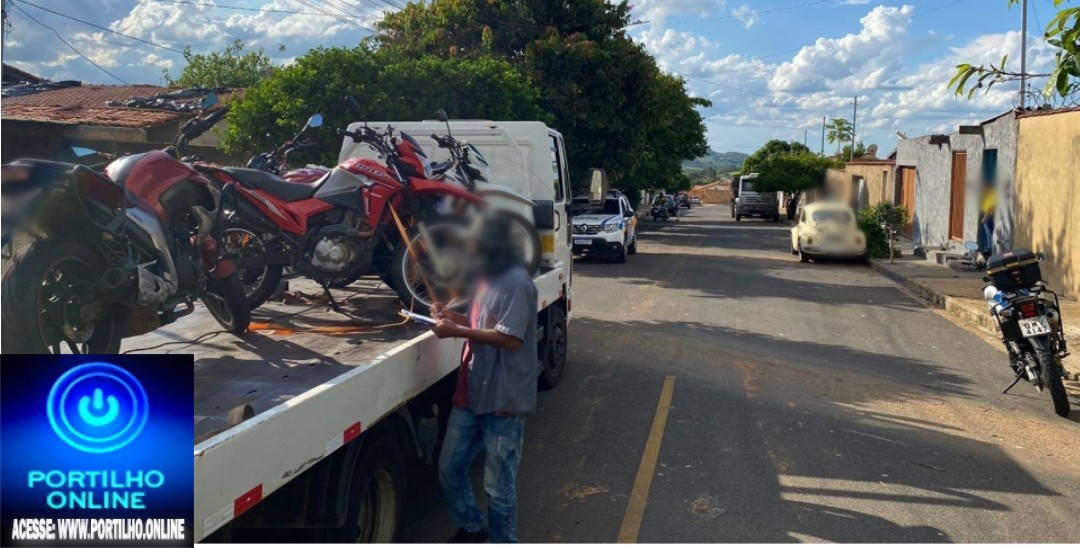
[823,145,896,211]
[894,111,1018,251]
[690,180,731,204]
[1012,107,1080,299]
[0,81,241,164]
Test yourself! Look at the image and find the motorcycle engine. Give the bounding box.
[311,237,357,272]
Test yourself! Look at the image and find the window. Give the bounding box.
[622,197,632,215]
[602,199,621,215]
[982,149,999,186]
[812,210,853,224]
[741,180,755,192]
[549,136,566,201]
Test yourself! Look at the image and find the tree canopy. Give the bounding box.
[949,0,1079,100]
[751,152,837,195]
[163,40,278,89]
[219,46,546,165]
[740,139,812,174]
[376,0,710,199]
[825,118,853,156]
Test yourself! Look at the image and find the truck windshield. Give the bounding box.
[741,180,755,192]
[812,210,853,223]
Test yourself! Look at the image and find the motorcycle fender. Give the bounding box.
[409,177,486,205]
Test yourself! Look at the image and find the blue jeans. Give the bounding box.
[439,407,525,543]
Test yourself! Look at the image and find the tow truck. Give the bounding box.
[120,121,575,542]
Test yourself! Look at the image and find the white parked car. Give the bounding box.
[572,190,638,263]
[790,203,866,263]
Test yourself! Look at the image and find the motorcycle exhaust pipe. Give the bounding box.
[102,265,170,306]
[1045,308,1061,324]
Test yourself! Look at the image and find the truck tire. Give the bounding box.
[735,214,742,222]
[347,438,406,543]
[539,305,567,389]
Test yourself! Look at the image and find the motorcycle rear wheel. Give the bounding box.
[221,226,282,310]
[1039,350,1071,417]
[1,239,122,354]
[200,274,252,334]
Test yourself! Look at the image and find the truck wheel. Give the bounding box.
[735,214,742,222]
[348,438,406,543]
[539,305,567,389]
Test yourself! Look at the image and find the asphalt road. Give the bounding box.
[401,204,1080,543]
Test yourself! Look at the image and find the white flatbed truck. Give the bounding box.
[121,121,575,542]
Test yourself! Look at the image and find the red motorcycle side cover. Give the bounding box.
[107,150,212,221]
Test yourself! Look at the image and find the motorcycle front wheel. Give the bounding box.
[200,274,252,334]
[390,216,472,311]
[1,239,122,354]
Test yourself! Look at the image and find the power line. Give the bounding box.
[664,0,831,26]
[911,0,969,19]
[11,1,128,83]
[17,0,183,53]
[291,0,374,31]
[145,0,353,17]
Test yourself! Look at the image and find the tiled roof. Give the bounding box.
[1,84,238,129]
[2,105,181,128]
[1017,105,1080,118]
[2,84,171,107]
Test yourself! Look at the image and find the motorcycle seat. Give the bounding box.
[224,167,318,201]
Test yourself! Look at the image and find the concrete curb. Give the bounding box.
[869,259,1079,381]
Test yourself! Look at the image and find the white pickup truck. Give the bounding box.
[121,120,574,542]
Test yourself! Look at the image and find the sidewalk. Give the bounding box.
[869,254,1080,381]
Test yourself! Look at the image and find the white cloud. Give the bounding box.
[731,5,759,30]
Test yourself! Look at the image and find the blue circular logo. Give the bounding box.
[47,362,149,454]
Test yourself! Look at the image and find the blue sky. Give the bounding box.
[2,0,1064,153]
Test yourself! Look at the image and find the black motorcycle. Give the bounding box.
[984,249,1071,417]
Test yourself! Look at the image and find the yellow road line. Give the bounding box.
[618,375,676,543]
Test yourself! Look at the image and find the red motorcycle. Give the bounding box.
[1,93,250,354]
[199,101,485,310]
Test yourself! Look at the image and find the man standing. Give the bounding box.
[430,213,539,543]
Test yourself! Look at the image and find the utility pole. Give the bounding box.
[1020,0,1028,108]
[820,116,825,156]
[850,96,858,161]
[803,129,808,148]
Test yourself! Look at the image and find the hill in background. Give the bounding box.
[683,150,747,183]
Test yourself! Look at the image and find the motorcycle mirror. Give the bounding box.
[200,92,219,111]
[343,95,361,112]
[307,113,324,129]
[963,241,979,252]
[1035,251,1045,261]
[71,146,98,158]
[437,109,449,123]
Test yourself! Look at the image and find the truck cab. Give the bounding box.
[732,173,780,222]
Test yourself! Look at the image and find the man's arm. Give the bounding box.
[431,320,523,350]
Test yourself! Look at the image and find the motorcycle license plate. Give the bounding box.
[573,238,591,245]
[1018,316,1052,338]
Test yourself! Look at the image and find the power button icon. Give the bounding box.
[47,362,149,454]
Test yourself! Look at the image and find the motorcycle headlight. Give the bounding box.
[604,223,619,233]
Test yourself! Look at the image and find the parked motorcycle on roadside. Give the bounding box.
[245,113,329,184]
[197,97,486,311]
[0,93,251,354]
[982,248,1071,417]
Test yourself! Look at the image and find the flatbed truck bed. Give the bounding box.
[123,267,569,542]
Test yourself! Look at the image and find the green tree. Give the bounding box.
[751,152,837,196]
[825,118,853,156]
[376,0,709,197]
[220,46,546,166]
[740,139,812,174]
[840,141,867,160]
[164,40,279,88]
[950,1,1078,100]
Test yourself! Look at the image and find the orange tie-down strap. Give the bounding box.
[247,316,412,335]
